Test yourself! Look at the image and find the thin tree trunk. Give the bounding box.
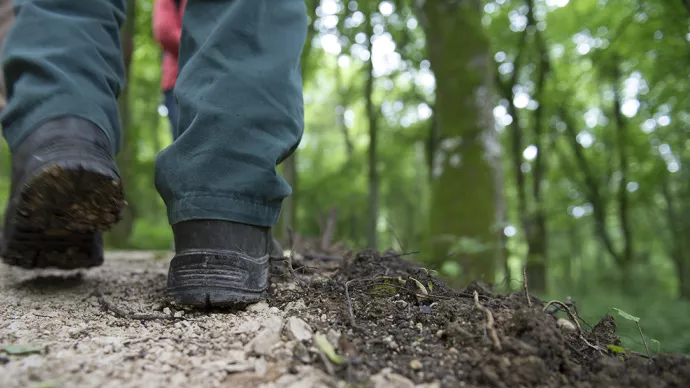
[560,107,622,264]
[524,16,550,294]
[660,177,690,299]
[336,65,353,158]
[612,67,634,277]
[364,8,379,249]
[494,0,548,292]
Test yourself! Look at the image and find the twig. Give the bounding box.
[320,207,337,251]
[522,265,532,307]
[630,350,651,359]
[543,300,608,356]
[473,291,502,350]
[579,335,604,354]
[286,231,308,288]
[32,313,57,318]
[304,253,343,261]
[344,279,357,327]
[96,291,181,321]
[543,300,582,333]
[122,336,174,346]
[380,251,420,259]
[344,276,386,331]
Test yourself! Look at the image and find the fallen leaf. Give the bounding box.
[1,344,43,355]
[410,359,423,369]
[314,333,344,364]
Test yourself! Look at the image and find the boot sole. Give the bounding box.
[168,286,267,308]
[1,161,125,269]
[167,253,268,308]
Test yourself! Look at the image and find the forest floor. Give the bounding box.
[1,249,689,388]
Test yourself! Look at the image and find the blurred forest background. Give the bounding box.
[1,0,689,354]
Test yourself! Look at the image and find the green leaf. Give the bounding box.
[369,283,397,296]
[606,344,627,354]
[421,268,438,276]
[1,344,43,355]
[314,333,344,364]
[409,277,428,295]
[612,308,640,323]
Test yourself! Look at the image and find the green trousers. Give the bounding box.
[1,0,306,227]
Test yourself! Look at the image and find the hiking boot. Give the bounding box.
[1,117,126,269]
[167,220,271,307]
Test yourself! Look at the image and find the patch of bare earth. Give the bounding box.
[1,249,689,388]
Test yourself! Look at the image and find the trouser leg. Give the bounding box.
[0,0,125,153]
[163,88,178,139]
[155,0,307,227]
[0,0,14,112]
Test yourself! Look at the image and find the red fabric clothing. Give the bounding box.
[153,0,186,91]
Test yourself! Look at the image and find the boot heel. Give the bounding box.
[167,250,269,307]
[2,161,125,269]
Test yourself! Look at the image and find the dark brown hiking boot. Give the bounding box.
[167,220,270,307]
[1,117,126,269]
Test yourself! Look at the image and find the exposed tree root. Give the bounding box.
[473,290,502,351]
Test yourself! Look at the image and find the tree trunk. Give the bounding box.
[364,8,379,250]
[612,71,634,273]
[661,178,690,300]
[106,0,136,247]
[417,0,500,286]
[679,259,690,300]
[525,214,547,293]
[496,0,549,294]
[524,21,550,294]
[566,221,581,290]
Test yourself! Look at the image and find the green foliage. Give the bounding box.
[549,285,690,354]
[128,218,172,250]
[606,344,626,355]
[612,307,640,323]
[613,306,652,357]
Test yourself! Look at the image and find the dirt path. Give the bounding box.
[1,250,689,388]
[0,251,339,388]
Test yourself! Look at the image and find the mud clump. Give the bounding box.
[269,249,690,388]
